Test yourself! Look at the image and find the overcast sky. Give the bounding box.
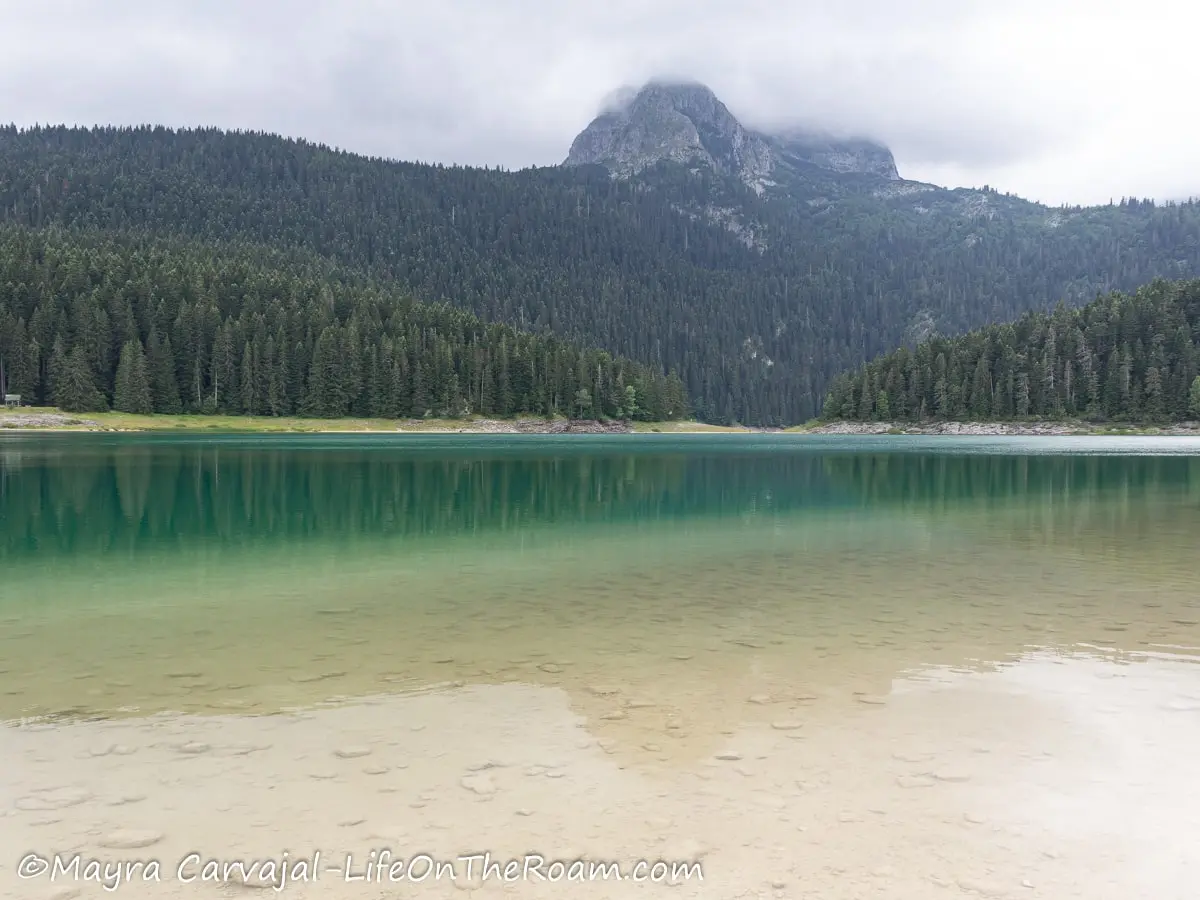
[2,0,1195,206]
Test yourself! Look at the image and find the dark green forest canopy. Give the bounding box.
[3,125,1200,424]
[821,279,1200,423]
[0,226,688,421]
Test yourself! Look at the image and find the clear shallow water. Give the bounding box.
[1,434,1199,899]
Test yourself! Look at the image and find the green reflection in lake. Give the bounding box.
[1,433,1198,723]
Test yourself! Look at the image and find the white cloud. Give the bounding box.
[1,0,1196,205]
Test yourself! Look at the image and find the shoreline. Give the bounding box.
[793,419,1200,436]
[0,410,765,435]
[3,409,1199,436]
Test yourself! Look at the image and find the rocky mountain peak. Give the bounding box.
[564,79,900,187]
[563,80,772,184]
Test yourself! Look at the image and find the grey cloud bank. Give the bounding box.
[2,0,1196,206]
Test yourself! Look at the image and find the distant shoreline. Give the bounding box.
[794,420,1200,436]
[4,409,1198,437]
[0,409,766,435]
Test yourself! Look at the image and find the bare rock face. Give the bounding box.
[564,81,773,187]
[766,127,899,181]
[564,80,899,188]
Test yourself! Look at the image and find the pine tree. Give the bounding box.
[876,390,891,420]
[114,340,153,414]
[147,329,182,414]
[266,336,284,416]
[5,319,40,398]
[287,341,306,413]
[209,324,235,411]
[1014,371,1030,417]
[620,384,639,420]
[1144,366,1165,421]
[411,358,430,417]
[389,361,407,417]
[574,387,592,418]
[934,377,950,417]
[857,376,876,420]
[970,354,991,418]
[240,341,256,414]
[1189,375,1200,419]
[303,329,333,417]
[47,335,67,405]
[366,346,385,417]
[55,347,107,412]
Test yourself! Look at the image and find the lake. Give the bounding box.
[2,433,1199,899]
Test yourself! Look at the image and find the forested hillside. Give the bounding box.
[0,226,687,420]
[3,124,1200,424]
[821,279,1200,423]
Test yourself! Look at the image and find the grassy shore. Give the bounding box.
[0,407,758,434]
[12,408,1192,436]
[631,421,760,433]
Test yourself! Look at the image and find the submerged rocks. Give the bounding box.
[87,743,137,758]
[933,769,972,783]
[99,829,164,849]
[16,787,93,811]
[460,773,497,796]
[956,876,1009,897]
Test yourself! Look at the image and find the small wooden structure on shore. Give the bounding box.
[3,394,20,408]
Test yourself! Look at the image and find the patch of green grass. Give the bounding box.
[631,421,749,433]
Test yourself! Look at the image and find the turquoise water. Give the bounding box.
[1,433,1198,722]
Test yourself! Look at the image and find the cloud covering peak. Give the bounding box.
[2,0,1196,205]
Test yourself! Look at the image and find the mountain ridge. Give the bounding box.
[2,114,1200,425]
